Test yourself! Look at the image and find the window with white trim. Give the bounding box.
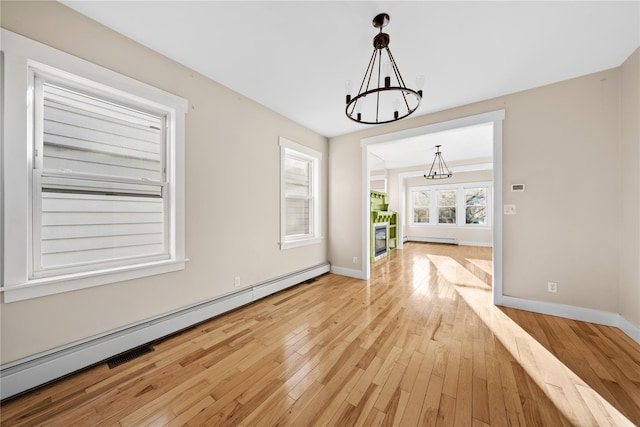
[465,187,488,225]
[280,137,321,249]
[437,189,457,224]
[409,182,491,228]
[412,190,430,224]
[1,29,187,302]
[33,79,170,277]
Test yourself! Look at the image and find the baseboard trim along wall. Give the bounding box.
[406,236,459,245]
[499,295,640,345]
[457,241,493,248]
[0,262,331,400]
[330,266,367,280]
[404,236,493,248]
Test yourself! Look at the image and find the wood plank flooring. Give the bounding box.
[1,243,638,426]
[500,307,640,425]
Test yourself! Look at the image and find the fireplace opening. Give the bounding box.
[374,223,388,260]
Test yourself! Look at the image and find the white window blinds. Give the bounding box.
[279,137,321,249]
[41,81,163,181]
[284,155,312,236]
[33,79,169,276]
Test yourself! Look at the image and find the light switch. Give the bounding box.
[504,204,516,215]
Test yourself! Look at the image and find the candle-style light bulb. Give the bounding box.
[393,99,400,119]
[345,80,353,104]
[416,75,425,97]
[383,61,392,88]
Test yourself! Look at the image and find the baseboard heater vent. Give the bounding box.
[107,345,154,369]
[406,236,459,245]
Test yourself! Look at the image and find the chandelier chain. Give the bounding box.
[344,13,422,125]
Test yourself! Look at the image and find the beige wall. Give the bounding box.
[0,1,328,363]
[619,48,640,327]
[330,65,628,315]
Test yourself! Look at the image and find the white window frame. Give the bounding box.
[1,29,188,302]
[464,186,489,226]
[409,181,492,229]
[411,189,431,224]
[279,137,322,249]
[437,188,458,225]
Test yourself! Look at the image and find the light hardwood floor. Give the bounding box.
[1,243,638,426]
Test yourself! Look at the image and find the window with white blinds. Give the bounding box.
[284,154,311,236]
[1,30,187,302]
[280,137,322,249]
[32,77,169,276]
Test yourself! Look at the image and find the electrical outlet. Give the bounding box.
[547,281,557,293]
[353,257,358,264]
[234,276,241,288]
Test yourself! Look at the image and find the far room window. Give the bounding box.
[280,137,322,249]
[412,190,430,223]
[437,189,457,224]
[409,182,491,228]
[465,187,487,225]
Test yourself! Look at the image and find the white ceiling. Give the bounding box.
[60,0,638,167]
[368,122,494,170]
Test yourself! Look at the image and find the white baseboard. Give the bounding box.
[252,263,330,299]
[330,266,366,280]
[499,295,640,345]
[458,241,493,248]
[0,262,330,400]
[406,236,458,245]
[618,315,640,343]
[405,236,492,247]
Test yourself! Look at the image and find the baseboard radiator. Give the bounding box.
[0,262,330,400]
[406,236,459,245]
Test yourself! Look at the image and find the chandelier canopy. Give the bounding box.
[345,13,422,125]
[424,145,453,180]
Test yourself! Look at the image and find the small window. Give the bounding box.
[465,187,487,225]
[438,189,457,224]
[280,137,322,249]
[412,190,430,223]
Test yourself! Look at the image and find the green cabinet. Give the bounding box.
[370,191,397,261]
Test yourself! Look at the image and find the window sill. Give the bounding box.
[1,258,188,303]
[280,237,323,250]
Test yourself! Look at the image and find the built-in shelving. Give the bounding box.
[370,190,397,261]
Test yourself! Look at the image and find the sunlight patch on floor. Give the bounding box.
[426,253,634,427]
[426,254,491,290]
[466,257,493,276]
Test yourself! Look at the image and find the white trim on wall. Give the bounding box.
[491,116,504,305]
[500,296,640,345]
[404,236,493,248]
[329,266,367,280]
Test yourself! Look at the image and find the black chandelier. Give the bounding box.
[424,145,453,180]
[345,13,423,125]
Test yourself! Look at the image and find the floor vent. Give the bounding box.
[107,345,154,369]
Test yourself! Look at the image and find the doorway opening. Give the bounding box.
[361,110,505,304]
